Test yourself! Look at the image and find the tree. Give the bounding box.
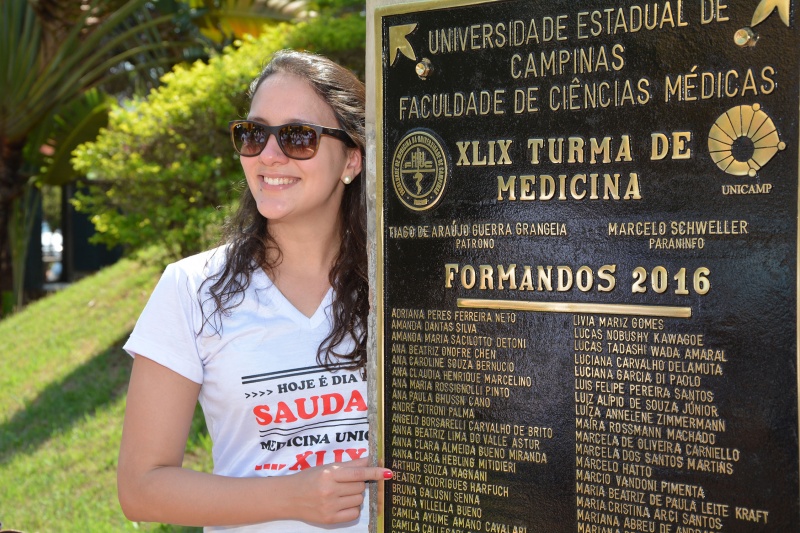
[6,89,112,308]
[0,0,188,312]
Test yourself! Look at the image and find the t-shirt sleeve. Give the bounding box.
[124,262,205,384]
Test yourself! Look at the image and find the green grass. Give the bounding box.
[0,257,212,532]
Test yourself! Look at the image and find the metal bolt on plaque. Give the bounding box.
[416,58,434,80]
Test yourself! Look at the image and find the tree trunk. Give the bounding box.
[0,136,27,307]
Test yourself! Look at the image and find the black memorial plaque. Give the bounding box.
[375,1,799,532]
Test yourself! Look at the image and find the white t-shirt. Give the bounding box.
[124,247,369,532]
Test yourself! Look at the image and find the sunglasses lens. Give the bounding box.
[231,122,323,159]
[278,125,319,160]
[232,122,267,156]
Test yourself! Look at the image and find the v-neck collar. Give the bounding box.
[257,270,333,328]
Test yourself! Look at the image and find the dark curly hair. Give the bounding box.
[200,50,367,373]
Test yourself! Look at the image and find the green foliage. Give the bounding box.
[1,0,175,144]
[25,89,114,187]
[186,0,304,46]
[72,27,291,257]
[285,0,366,77]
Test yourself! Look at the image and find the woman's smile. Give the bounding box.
[259,173,300,187]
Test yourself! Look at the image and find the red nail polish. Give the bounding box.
[383,470,393,479]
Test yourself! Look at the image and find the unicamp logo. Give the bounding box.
[391,129,449,211]
[708,103,785,177]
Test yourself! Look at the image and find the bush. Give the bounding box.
[285,2,366,78]
[71,27,291,258]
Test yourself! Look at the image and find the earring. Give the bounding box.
[342,175,352,184]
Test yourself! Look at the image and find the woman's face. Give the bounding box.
[241,72,361,228]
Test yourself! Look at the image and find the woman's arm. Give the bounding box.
[118,355,389,527]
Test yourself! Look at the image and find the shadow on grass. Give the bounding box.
[0,335,133,462]
[0,335,209,465]
[1,334,209,532]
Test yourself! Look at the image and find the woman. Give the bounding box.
[117,50,390,531]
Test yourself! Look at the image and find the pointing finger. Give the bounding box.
[336,466,393,482]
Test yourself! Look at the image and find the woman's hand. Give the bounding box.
[286,457,392,525]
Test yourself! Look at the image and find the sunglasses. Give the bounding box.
[228,120,356,160]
